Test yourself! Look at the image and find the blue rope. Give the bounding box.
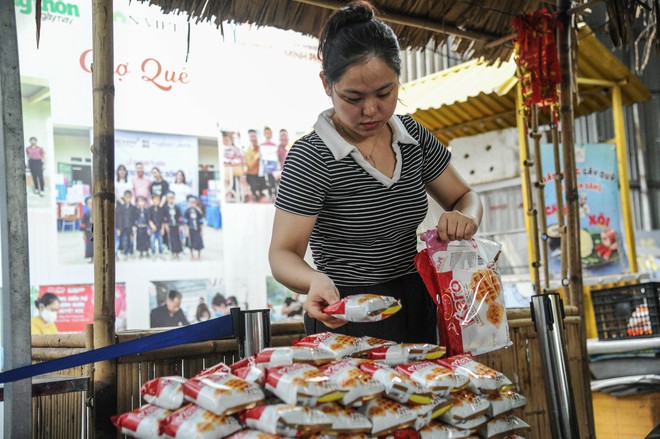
[0,315,234,384]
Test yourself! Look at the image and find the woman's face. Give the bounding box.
[176,172,184,183]
[322,57,399,140]
[152,168,161,180]
[118,167,127,178]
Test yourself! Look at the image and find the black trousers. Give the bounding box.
[28,159,44,191]
[304,271,438,344]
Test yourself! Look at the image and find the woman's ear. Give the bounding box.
[320,72,332,97]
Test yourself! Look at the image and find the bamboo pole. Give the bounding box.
[530,106,550,291]
[0,1,33,437]
[557,2,596,436]
[551,127,569,296]
[91,0,117,436]
[612,85,638,272]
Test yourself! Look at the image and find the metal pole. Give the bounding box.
[557,2,596,436]
[0,1,33,437]
[91,0,117,436]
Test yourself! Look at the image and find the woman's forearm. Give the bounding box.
[452,190,483,226]
[269,248,319,295]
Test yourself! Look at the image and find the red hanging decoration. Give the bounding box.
[512,9,562,119]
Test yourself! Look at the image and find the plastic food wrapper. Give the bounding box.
[294,332,360,359]
[486,390,527,418]
[352,336,398,357]
[358,396,417,436]
[317,403,373,434]
[419,422,476,439]
[322,294,402,323]
[380,427,423,438]
[445,414,489,432]
[159,403,242,439]
[227,430,281,439]
[407,396,452,430]
[367,344,446,365]
[256,346,337,367]
[359,361,433,405]
[265,363,344,406]
[439,390,490,423]
[437,355,514,395]
[320,359,385,407]
[479,415,530,438]
[243,404,332,437]
[397,361,469,395]
[415,232,510,356]
[227,357,266,385]
[197,362,232,377]
[182,371,265,415]
[141,376,187,410]
[112,404,171,439]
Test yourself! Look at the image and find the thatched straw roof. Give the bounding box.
[144,0,545,61]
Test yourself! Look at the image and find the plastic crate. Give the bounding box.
[591,282,660,340]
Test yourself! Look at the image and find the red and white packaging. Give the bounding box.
[359,361,433,405]
[256,347,336,367]
[182,372,265,415]
[380,427,422,438]
[446,415,489,432]
[317,403,373,434]
[294,332,360,359]
[437,355,513,395]
[419,422,475,439]
[243,404,332,437]
[486,391,527,418]
[265,363,344,406]
[112,404,171,439]
[478,415,530,438]
[141,376,187,410]
[358,396,417,436]
[322,294,402,323]
[320,359,385,407]
[415,232,509,356]
[397,361,469,395]
[197,362,232,377]
[439,390,490,423]
[227,357,265,385]
[366,344,446,365]
[159,404,242,439]
[352,336,398,357]
[407,396,452,430]
[227,430,281,439]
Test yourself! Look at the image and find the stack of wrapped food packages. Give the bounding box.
[113,292,531,439]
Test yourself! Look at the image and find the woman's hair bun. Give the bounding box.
[339,1,375,27]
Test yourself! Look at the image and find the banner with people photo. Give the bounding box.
[542,143,628,276]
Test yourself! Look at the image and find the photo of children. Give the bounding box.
[222,126,292,204]
[266,276,303,322]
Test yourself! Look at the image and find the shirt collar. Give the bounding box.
[313,108,418,161]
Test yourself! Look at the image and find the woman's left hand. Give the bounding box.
[437,210,478,242]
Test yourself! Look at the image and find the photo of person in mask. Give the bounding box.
[31,293,61,335]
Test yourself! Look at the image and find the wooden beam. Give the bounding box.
[433,110,516,137]
[291,0,499,42]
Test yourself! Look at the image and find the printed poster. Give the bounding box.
[542,143,628,276]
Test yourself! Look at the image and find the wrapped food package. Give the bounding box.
[358,361,433,405]
[380,427,422,438]
[265,363,344,406]
[256,347,336,367]
[358,396,417,436]
[437,355,514,395]
[397,361,469,395]
[159,403,242,439]
[197,362,232,377]
[486,391,527,418]
[183,371,265,415]
[228,357,266,385]
[415,233,509,356]
[322,294,402,323]
[406,396,452,430]
[366,344,446,365]
[352,336,398,357]
[111,404,171,439]
[294,332,360,358]
[445,414,489,432]
[419,422,476,439]
[320,359,386,407]
[479,415,531,438]
[243,404,332,437]
[439,390,490,423]
[316,402,373,434]
[141,376,187,410]
[227,430,281,439]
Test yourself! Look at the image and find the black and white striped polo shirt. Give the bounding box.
[275,109,451,287]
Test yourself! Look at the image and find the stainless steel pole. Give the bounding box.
[531,293,580,439]
[232,308,271,358]
[0,1,33,437]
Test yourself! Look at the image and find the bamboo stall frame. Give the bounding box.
[530,106,550,292]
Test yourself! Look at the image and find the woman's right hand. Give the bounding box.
[303,272,347,329]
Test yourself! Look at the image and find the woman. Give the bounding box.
[25,136,45,196]
[115,165,133,204]
[31,293,60,335]
[170,170,192,210]
[269,1,483,343]
[150,167,170,207]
